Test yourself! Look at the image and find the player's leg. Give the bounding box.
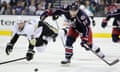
[39,21,58,42]
[34,26,57,53]
[26,41,35,61]
[26,34,48,61]
[112,28,120,42]
[61,27,79,64]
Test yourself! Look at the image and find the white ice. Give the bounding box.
[0,35,120,72]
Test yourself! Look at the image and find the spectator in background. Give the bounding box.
[29,0,36,15]
[23,6,29,15]
[24,0,31,7]
[36,0,46,10]
[35,3,45,15]
[0,1,12,14]
[0,1,7,14]
[95,0,106,16]
[85,0,96,15]
[12,1,24,15]
[80,5,93,17]
[0,0,1,11]
[1,0,10,4]
[4,3,12,15]
[74,0,84,7]
[105,0,117,14]
[10,0,17,8]
[45,0,53,9]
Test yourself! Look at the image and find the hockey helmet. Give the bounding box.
[16,16,24,24]
[69,3,79,11]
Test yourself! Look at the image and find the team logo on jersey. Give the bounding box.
[80,15,86,20]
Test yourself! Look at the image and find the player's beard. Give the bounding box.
[18,24,25,32]
[69,10,78,17]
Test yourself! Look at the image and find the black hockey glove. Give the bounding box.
[5,43,14,55]
[92,20,96,26]
[80,40,92,51]
[51,33,58,42]
[52,15,59,20]
[26,49,35,61]
[101,19,107,28]
[90,16,96,27]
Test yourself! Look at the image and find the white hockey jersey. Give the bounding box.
[12,19,44,41]
[12,22,35,40]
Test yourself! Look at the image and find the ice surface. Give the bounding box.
[0,36,120,72]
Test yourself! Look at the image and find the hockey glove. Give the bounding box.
[101,19,107,28]
[81,40,92,51]
[52,15,59,20]
[30,38,36,46]
[92,20,96,26]
[51,33,58,42]
[5,43,14,55]
[26,49,35,61]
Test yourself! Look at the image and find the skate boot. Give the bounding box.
[26,49,35,61]
[61,58,71,64]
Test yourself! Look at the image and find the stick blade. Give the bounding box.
[109,59,119,66]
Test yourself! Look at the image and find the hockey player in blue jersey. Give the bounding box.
[101,4,120,43]
[40,3,105,64]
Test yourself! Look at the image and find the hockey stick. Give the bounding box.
[91,49,119,66]
[0,57,26,65]
[83,44,119,66]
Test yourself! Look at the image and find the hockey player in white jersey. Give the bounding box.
[5,16,58,61]
[5,16,36,60]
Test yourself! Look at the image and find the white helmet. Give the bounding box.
[16,16,24,24]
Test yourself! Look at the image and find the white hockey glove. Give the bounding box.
[30,39,36,46]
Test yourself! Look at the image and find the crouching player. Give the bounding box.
[5,17,58,61]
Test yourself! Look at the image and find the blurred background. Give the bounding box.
[0,0,120,17]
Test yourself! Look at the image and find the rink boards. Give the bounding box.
[0,15,113,38]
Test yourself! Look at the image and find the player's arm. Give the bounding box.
[40,10,52,21]
[5,23,20,55]
[40,7,68,21]
[6,33,19,55]
[52,8,68,20]
[101,9,120,28]
[80,14,92,49]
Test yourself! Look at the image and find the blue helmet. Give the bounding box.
[69,3,79,11]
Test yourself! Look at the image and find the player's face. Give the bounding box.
[69,10,78,17]
[18,22,25,29]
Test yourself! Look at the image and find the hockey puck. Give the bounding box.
[34,68,38,72]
